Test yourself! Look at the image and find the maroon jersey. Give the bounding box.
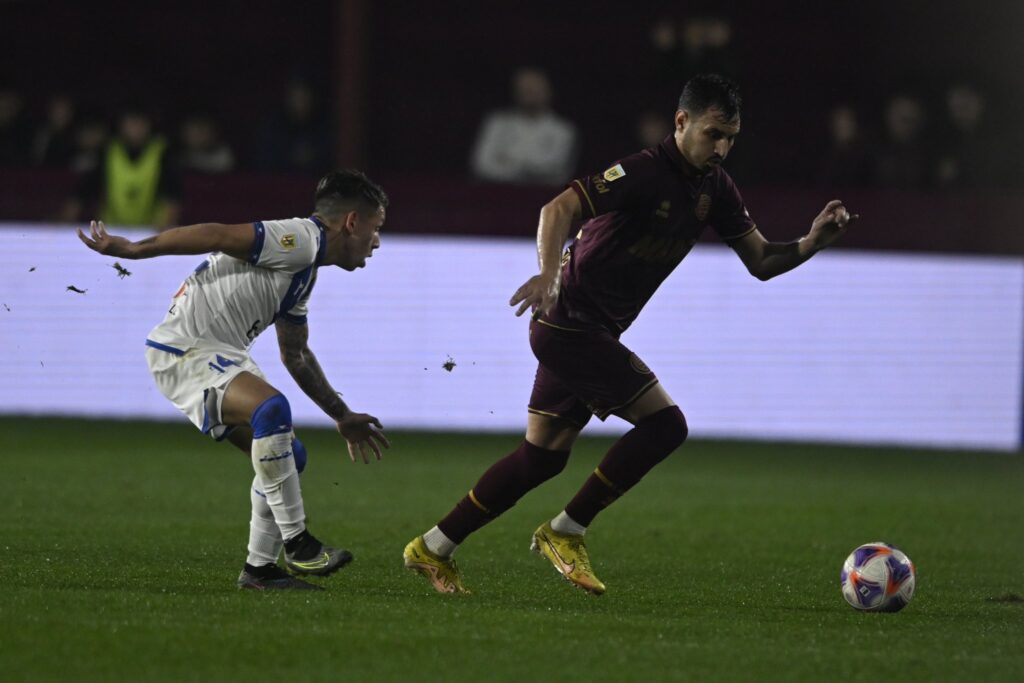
[549,136,756,334]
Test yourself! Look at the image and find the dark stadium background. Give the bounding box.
[1,3,1021,682]
[1,0,1022,250]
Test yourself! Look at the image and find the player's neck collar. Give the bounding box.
[310,215,329,266]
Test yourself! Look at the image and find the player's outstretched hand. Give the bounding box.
[510,273,560,318]
[808,199,859,251]
[337,412,390,464]
[77,220,137,258]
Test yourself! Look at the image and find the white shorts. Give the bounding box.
[145,339,266,441]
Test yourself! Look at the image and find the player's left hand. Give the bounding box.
[337,412,390,464]
[808,199,858,251]
[77,220,137,258]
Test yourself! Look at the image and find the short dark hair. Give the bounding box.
[314,169,389,217]
[678,74,742,120]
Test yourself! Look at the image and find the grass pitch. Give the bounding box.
[1,417,1022,682]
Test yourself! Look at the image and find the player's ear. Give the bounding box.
[343,210,359,235]
[675,110,688,132]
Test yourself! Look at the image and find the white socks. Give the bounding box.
[246,477,283,566]
[423,526,457,558]
[251,431,306,541]
[551,510,587,536]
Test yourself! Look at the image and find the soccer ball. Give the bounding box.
[840,542,915,612]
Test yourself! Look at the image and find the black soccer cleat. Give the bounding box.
[283,530,354,577]
[237,563,323,591]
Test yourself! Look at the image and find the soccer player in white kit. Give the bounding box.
[78,169,391,590]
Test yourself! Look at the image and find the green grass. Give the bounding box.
[1,418,1022,682]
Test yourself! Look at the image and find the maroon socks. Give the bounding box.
[437,440,570,543]
[565,405,688,527]
[435,405,688,544]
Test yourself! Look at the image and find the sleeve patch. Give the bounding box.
[603,164,626,182]
[280,234,296,249]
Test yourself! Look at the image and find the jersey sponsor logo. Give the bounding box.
[695,194,712,222]
[629,353,651,375]
[628,233,696,264]
[591,173,610,195]
[280,234,297,249]
[603,163,626,182]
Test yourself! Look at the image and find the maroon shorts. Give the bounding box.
[527,317,659,428]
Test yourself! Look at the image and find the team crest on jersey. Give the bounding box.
[654,200,671,219]
[280,234,297,249]
[695,194,712,222]
[603,164,626,182]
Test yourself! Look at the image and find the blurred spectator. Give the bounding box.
[179,114,235,174]
[32,94,77,168]
[255,79,330,173]
[818,105,873,188]
[650,15,740,102]
[636,110,672,149]
[0,88,33,167]
[934,84,999,188]
[63,109,181,227]
[874,94,930,190]
[470,67,578,186]
[69,118,109,173]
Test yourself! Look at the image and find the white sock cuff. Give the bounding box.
[551,510,587,536]
[423,526,457,558]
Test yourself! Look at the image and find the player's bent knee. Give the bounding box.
[526,414,581,452]
[292,437,307,474]
[250,394,292,438]
[644,405,688,453]
[250,395,297,486]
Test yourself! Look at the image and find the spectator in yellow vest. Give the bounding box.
[64,109,181,228]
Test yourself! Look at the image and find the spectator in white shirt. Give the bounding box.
[471,67,578,186]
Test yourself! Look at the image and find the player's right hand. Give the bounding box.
[808,200,858,251]
[510,273,560,317]
[337,412,390,464]
[77,220,137,258]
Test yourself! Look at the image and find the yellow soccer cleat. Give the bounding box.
[403,536,470,594]
[530,521,606,595]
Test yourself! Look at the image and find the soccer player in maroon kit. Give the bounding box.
[405,74,856,594]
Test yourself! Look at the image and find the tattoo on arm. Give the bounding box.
[275,319,350,420]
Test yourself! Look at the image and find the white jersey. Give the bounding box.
[146,217,326,353]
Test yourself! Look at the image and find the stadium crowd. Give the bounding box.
[0,7,1020,228]
[0,75,1011,227]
